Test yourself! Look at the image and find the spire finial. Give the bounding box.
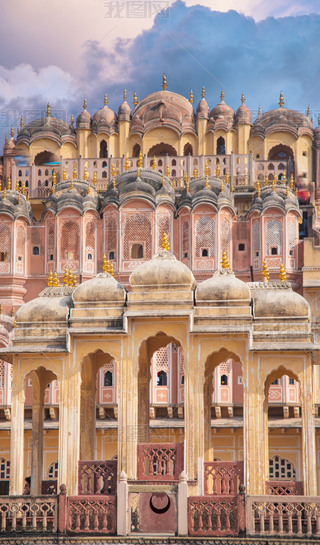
[18,192,21,204]
[307,105,310,118]
[104,93,107,106]
[152,156,156,170]
[10,127,14,138]
[166,163,170,177]
[201,85,205,99]
[71,114,74,125]
[162,175,165,187]
[83,98,87,110]
[205,160,209,177]
[162,232,170,251]
[258,106,261,117]
[83,166,88,181]
[110,262,114,277]
[63,266,68,285]
[73,165,77,180]
[221,251,230,269]
[241,92,245,105]
[272,172,277,191]
[220,89,224,101]
[279,91,284,108]
[282,172,286,186]
[7,177,11,191]
[72,275,77,287]
[93,171,97,185]
[53,271,59,287]
[189,90,193,104]
[185,172,189,192]
[102,254,107,273]
[20,116,23,129]
[138,150,142,168]
[262,258,270,282]
[162,74,167,91]
[133,91,138,107]
[225,171,229,185]
[47,103,50,117]
[193,167,198,178]
[52,170,56,185]
[216,162,220,177]
[205,173,208,188]
[290,173,294,190]
[63,168,66,181]
[124,156,129,171]
[48,270,53,287]
[123,89,127,101]
[257,180,261,198]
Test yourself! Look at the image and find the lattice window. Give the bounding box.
[48,460,58,479]
[16,225,26,262]
[269,455,296,480]
[288,220,295,254]
[85,221,95,252]
[266,219,282,256]
[253,221,260,252]
[154,347,169,371]
[47,221,55,258]
[182,219,189,257]
[158,214,171,251]
[0,224,11,259]
[122,214,152,260]
[219,361,232,373]
[179,351,184,374]
[60,220,80,261]
[0,361,4,388]
[0,458,10,480]
[195,216,215,257]
[105,216,117,257]
[220,218,230,253]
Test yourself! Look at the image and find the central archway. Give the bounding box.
[147,143,177,157]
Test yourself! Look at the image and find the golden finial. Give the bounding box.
[162,74,167,91]
[18,192,21,204]
[0,304,3,314]
[72,275,77,287]
[265,174,268,186]
[272,172,277,191]
[282,172,286,186]
[124,156,129,171]
[231,184,234,192]
[307,105,310,118]
[225,171,229,184]
[205,160,209,177]
[133,91,138,107]
[16,179,19,192]
[73,165,77,179]
[286,184,289,196]
[137,166,140,178]
[166,163,170,177]
[27,192,29,202]
[71,114,74,125]
[13,318,16,328]
[318,205,320,216]
[221,250,230,269]
[258,106,261,117]
[185,172,189,192]
[110,262,114,277]
[102,254,107,273]
[290,173,294,190]
[4,134,7,143]
[262,259,270,282]
[87,184,91,195]
[21,181,25,195]
[63,266,68,285]
[296,188,298,198]
[162,232,170,251]
[83,166,88,181]
[123,89,127,101]
[112,174,116,189]
[20,116,23,129]
[257,180,261,198]
[53,272,59,287]
[162,175,165,187]
[106,258,111,274]
[216,162,220,177]
[52,183,55,195]
[63,168,66,181]
[93,171,97,185]
[111,163,116,179]
[48,270,53,287]
[10,127,14,138]
[279,262,287,281]
[201,85,205,99]
[7,177,11,191]
[68,268,72,287]
[152,156,156,170]
[189,90,193,104]
[172,179,175,189]
[11,306,15,317]
[138,151,142,168]
[279,91,284,108]
[52,171,56,185]
[220,89,224,101]
[241,93,245,104]
[47,103,50,117]
[193,167,198,178]
[83,98,87,110]
[104,93,107,106]
[205,173,209,188]
[70,177,73,190]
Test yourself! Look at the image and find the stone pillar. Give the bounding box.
[203,376,213,462]
[184,358,204,491]
[117,470,128,535]
[58,368,81,495]
[30,370,45,495]
[178,471,188,536]
[10,381,25,495]
[137,341,150,443]
[301,355,317,496]
[243,354,267,495]
[80,356,96,460]
[118,345,138,480]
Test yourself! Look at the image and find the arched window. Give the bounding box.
[238,243,245,251]
[217,137,225,155]
[0,458,10,480]
[132,143,141,157]
[32,246,40,256]
[181,375,184,385]
[183,143,193,156]
[269,455,296,480]
[195,217,215,258]
[102,161,107,168]
[38,180,41,187]
[38,169,42,175]
[102,171,107,178]
[45,180,49,187]
[157,370,167,386]
[220,374,228,385]
[100,140,108,158]
[0,225,11,263]
[48,461,58,480]
[60,220,80,261]
[104,371,113,387]
[45,169,49,176]
[172,159,176,166]
[25,181,29,187]
[202,248,209,257]
[172,169,176,176]
[266,219,282,256]
[18,170,22,177]
[147,143,177,157]
[131,243,144,259]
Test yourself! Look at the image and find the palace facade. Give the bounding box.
[1,80,320,538]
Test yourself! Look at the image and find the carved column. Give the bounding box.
[204,376,213,462]
[80,356,96,460]
[301,354,317,496]
[10,376,25,495]
[29,370,45,495]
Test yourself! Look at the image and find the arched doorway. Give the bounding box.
[216,136,225,155]
[147,143,177,157]
[132,143,141,157]
[268,144,294,176]
[99,140,108,158]
[183,143,193,156]
[34,151,59,166]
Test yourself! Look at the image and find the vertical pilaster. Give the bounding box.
[301,355,317,496]
[10,381,25,495]
[30,371,44,495]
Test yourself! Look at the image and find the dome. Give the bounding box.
[118,99,131,121]
[196,97,209,119]
[236,103,251,125]
[73,273,126,304]
[253,285,309,318]
[196,268,250,303]
[130,250,196,290]
[15,295,72,324]
[209,92,234,122]
[16,116,75,146]
[251,107,313,138]
[76,109,91,130]
[93,106,117,127]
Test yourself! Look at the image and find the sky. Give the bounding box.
[1,0,320,147]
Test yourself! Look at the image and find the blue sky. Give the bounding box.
[1,0,320,146]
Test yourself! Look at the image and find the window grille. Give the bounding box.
[269,455,296,480]
[157,213,171,251]
[195,217,215,258]
[60,220,80,261]
[85,220,95,253]
[253,221,260,252]
[0,224,11,257]
[220,218,230,253]
[48,461,58,479]
[123,213,152,260]
[182,220,189,257]
[0,458,10,480]
[266,219,282,255]
[288,220,295,253]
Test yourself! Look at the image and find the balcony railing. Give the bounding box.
[204,461,244,496]
[265,480,304,495]
[67,495,116,534]
[78,460,117,495]
[0,495,58,533]
[137,443,184,481]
